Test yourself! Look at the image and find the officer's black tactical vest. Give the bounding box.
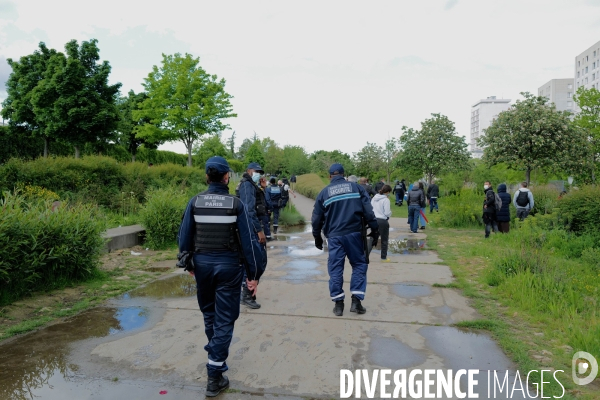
[193,191,241,252]
[236,176,267,217]
[280,184,289,201]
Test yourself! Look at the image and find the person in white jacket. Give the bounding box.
[371,185,393,262]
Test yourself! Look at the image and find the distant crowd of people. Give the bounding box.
[483,181,534,238]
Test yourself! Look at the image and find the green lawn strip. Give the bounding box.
[0,247,178,342]
[428,228,594,399]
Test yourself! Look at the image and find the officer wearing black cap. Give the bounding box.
[236,162,268,308]
[178,156,265,397]
[312,163,378,316]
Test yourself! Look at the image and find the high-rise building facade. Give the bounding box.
[470,96,511,158]
[575,40,600,91]
[537,78,575,113]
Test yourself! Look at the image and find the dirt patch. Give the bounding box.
[0,246,178,341]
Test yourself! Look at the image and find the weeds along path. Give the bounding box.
[0,191,539,399]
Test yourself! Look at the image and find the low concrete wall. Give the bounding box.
[102,225,146,252]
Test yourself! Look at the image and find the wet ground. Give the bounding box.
[0,194,535,399]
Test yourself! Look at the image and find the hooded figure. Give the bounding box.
[497,183,511,233]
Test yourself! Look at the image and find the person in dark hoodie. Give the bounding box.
[496,183,511,233]
[483,180,499,238]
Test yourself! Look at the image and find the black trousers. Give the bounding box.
[376,218,390,259]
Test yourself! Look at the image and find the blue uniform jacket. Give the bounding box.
[178,183,265,281]
[312,175,378,238]
[238,174,263,233]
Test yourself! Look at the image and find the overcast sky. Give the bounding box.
[1,0,599,155]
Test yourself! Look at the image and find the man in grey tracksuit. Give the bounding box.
[513,182,535,221]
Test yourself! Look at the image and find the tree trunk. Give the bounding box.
[74,146,80,159]
[132,154,136,163]
[592,153,596,185]
[525,168,531,186]
[43,137,49,158]
[187,142,193,167]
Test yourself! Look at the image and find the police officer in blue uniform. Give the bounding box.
[178,156,265,397]
[312,163,378,316]
[266,177,282,234]
[236,162,268,308]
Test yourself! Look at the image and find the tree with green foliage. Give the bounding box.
[31,39,121,158]
[135,53,236,167]
[281,145,310,175]
[574,86,600,183]
[397,113,470,184]
[260,137,284,174]
[116,90,160,162]
[1,42,59,157]
[244,140,265,168]
[310,150,355,175]
[237,137,253,161]
[354,142,383,180]
[382,139,399,183]
[479,92,590,185]
[226,131,236,158]
[195,133,228,167]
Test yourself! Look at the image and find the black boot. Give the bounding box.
[206,374,229,397]
[350,295,366,314]
[273,225,278,234]
[333,300,344,316]
[241,287,261,309]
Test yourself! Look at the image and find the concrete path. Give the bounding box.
[5,193,529,399]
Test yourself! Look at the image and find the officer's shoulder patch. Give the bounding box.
[328,182,353,197]
[195,194,235,209]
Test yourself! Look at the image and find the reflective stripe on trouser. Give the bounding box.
[327,231,368,301]
[272,207,280,226]
[194,258,243,377]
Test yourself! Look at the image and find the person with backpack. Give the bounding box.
[266,177,282,234]
[392,180,404,206]
[496,183,512,233]
[483,180,499,238]
[513,182,535,221]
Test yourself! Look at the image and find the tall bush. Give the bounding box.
[295,174,326,199]
[0,193,106,305]
[558,185,600,234]
[140,188,189,249]
[436,188,482,228]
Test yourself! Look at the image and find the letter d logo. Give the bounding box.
[572,351,598,386]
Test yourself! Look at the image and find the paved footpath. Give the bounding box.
[8,193,530,399]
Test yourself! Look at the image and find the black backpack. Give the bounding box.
[516,190,530,207]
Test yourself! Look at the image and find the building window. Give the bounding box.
[586,66,589,73]
[594,73,596,80]
[586,77,589,84]
[568,92,572,98]
[567,101,572,107]
[587,56,589,62]
[578,71,581,78]
[579,60,581,67]
[568,84,573,89]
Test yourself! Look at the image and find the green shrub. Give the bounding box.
[295,173,326,199]
[558,185,600,234]
[140,188,189,250]
[529,185,560,216]
[278,204,305,226]
[436,188,482,228]
[0,192,106,306]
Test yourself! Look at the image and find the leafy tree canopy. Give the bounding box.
[573,86,600,182]
[397,113,470,183]
[195,133,228,167]
[135,53,236,166]
[116,90,159,162]
[479,92,590,184]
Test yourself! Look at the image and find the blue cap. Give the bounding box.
[329,163,344,175]
[246,162,264,173]
[205,156,231,174]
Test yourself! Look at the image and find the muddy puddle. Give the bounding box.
[126,274,196,299]
[392,282,432,298]
[0,306,150,400]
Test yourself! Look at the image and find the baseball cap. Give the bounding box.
[329,163,344,175]
[205,156,231,174]
[247,162,264,173]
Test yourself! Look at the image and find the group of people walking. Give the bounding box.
[483,181,535,238]
[177,157,296,396]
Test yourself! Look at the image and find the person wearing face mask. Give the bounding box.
[371,185,393,262]
[236,162,268,308]
[482,180,499,238]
